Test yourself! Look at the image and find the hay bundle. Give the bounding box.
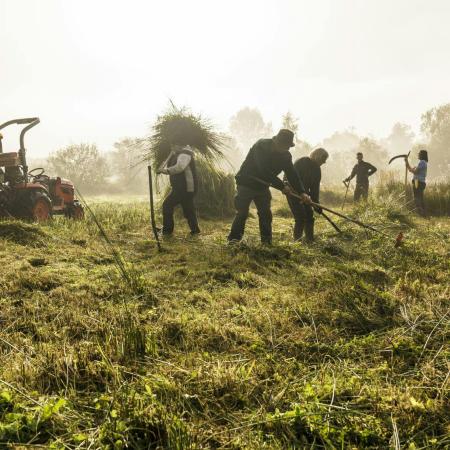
[144,105,224,167]
[144,105,235,217]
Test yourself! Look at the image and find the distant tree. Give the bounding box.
[291,139,312,161]
[229,107,273,152]
[48,143,109,193]
[219,134,242,172]
[386,123,415,156]
[321,134,388,185]
[281,111,299,134]
[320,129,360,184]
[421,103,450,177]
[109,138,147,193]
[322,128,360,153]
[357,137,389,169]
[281,111,307,159]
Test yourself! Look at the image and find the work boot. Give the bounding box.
[304,222,314,243]
[293,222,304,241]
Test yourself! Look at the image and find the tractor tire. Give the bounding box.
[29,191,52,222]
[65,201,84,220]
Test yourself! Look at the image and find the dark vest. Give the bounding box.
[167,149,198,193]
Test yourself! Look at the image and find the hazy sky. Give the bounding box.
[1,0,450,156]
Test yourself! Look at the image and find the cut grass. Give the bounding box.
[0,194,449,448]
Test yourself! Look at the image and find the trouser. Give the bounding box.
[412,180,426,216]
[354,182,369,201]
[287,195,314,241]
[228,185,272,243]
[162,190,200,234]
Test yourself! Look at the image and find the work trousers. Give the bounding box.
[354,182,369,201]
[412,180,426,216]
[228,185,272,243]
[287,196,314,241]
[162,190,200,234]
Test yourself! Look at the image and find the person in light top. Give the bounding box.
[406,149,428,216]
[157,142,200,236]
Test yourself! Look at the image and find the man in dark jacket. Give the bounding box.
[344,152,377,201]
[157,144,200,236]
[287,147,328,242]
[228,129,311,244]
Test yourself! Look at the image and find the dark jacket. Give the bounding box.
[235,139,305,194]
[293,157,321,202]
[167,149,198,194]
[348,161,377,184]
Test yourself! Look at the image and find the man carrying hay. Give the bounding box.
[157,142,201,236]
[228,129,311,245]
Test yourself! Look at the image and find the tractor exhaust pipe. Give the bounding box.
[19,118,40,181]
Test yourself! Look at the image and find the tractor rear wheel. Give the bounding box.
[31,193,52,222]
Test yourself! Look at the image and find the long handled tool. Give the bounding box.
[341,180,350,210]
[389,151,410,202]
[249,175,392,238]
[148,166,162,252]
[319,210,342,233]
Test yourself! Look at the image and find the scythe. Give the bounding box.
[389,151,410,198]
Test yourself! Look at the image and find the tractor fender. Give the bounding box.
[13,182,50,193]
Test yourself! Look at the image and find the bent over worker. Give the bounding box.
[227,129,311,245]
[344,152,377,201]
[157,143,200,236]
[287,147,329,242]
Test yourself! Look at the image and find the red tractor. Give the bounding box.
[0,117,84,221]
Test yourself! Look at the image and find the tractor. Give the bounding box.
[0,117,84,221]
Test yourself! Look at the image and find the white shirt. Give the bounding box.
[163,147,195,192]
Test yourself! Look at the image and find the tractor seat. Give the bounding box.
[0,152,20,167]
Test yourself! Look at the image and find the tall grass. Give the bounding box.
[376,171,450,216]
[319,173,450,215]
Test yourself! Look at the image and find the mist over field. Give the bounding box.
[1,1,449,448]
[2,0,450,186]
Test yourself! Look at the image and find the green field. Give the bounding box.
[0,195,449,449]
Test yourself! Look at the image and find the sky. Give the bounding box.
[1,0,450,156]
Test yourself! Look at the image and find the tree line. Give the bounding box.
[43,103,450,194]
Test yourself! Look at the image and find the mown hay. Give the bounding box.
[0,221,47,246]
[191,159,235,218]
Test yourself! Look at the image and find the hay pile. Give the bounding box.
[144,105,235,217]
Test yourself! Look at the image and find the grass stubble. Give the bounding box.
[0,194,448,449]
